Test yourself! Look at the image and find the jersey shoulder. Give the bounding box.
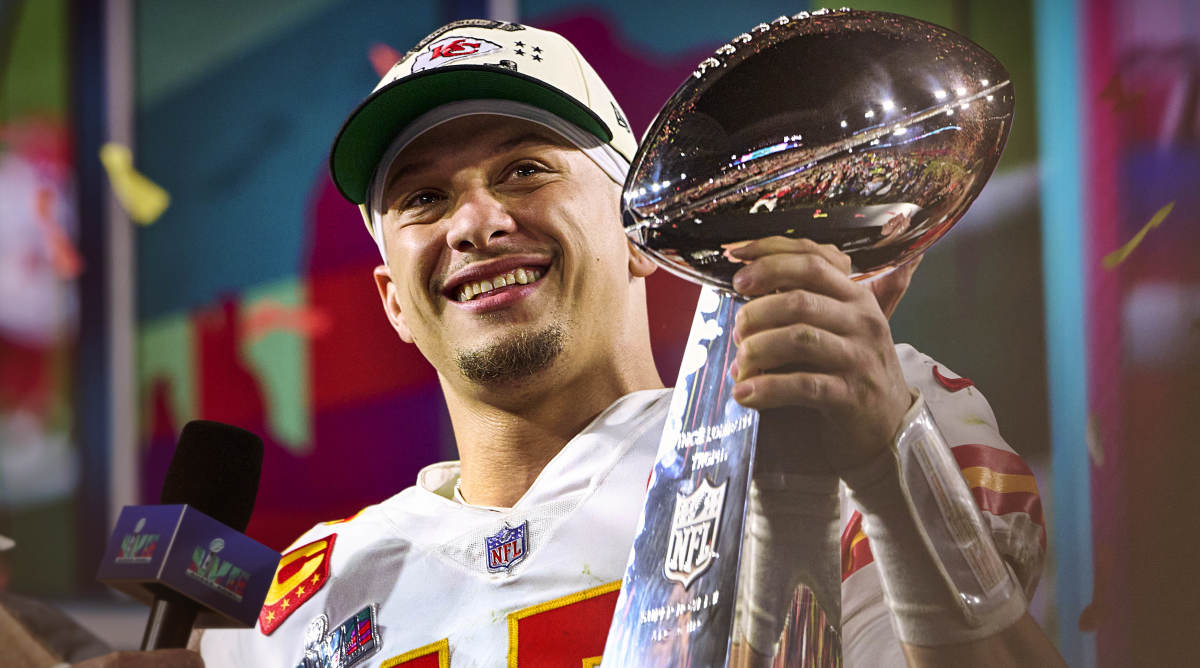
[894,343,1010,453]
[254,497,402,638]
[872,344,1046,592]
[275,491,408,557]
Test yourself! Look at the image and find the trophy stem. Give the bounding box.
[603,288,842,667]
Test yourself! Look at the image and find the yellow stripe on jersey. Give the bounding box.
[961,466,1039,495]
[380,637,450,668]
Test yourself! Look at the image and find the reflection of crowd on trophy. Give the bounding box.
[745,147,969,213]
[647,120,982,223]
[637,118,998,283]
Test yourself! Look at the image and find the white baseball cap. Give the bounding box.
[329,19,638,247]
[0,534,13,551]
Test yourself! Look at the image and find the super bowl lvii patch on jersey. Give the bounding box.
[485,520,529,573]
[294,605,379,668]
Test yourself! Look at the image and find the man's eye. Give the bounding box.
[509,163,543,179]
[403,191,442,208]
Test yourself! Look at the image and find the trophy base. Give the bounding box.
[730,584,841,668]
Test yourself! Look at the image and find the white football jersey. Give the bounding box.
[840,345,1046,667]
[200,344,1044,667]
[201,388,670,668]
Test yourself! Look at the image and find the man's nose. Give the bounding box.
[445,187,516,252]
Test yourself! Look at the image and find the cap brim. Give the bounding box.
[330,65,614,204]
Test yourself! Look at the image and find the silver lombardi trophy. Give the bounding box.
[602,8,1015,667]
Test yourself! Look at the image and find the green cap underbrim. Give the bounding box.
[329,65,614,205]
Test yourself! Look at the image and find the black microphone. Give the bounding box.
[97,420,277,650]
[140,420,263,650]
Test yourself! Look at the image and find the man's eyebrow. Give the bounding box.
[494,130,569,153]
[381,131,568,196]
[382,162,424,197]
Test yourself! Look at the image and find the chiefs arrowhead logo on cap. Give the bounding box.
[259,534,337,635]
[411,35,503,73]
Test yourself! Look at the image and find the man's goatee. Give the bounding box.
[456,325,566,384]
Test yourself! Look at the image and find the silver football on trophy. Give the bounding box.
[623,8,1015,288]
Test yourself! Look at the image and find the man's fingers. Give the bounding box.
[726,236,850,274]
[732,369,846,411]
[731,252,859,300]
[73,649,205,668]
[734,289,855,343]
[734,325,852,382]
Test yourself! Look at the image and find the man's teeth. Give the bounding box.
[457,268,542,302]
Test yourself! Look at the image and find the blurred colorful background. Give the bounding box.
[0,0,1196,664]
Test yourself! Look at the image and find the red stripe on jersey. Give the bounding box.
[385,653,441,668]
[933,365,974,391]
[951,444,1034,478]
[970,487,1047,548]
[840,511,874,581]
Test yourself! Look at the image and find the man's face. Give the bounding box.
[372,115,644,389]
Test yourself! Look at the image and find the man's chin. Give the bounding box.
[454,324,565,386]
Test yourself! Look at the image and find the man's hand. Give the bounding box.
[73,649,204,668]
[728,237,912,473]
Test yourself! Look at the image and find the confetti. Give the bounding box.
[34,187,83,279]
[1097,72,1144,113]
[99,142,170,224]
[1077,544,1110,631]
[369,43,403,77]
[1085,414,1104,467]
[1101,201,1173,269]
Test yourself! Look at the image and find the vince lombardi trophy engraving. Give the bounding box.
[602,8,1015,667]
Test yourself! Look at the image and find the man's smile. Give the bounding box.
[441,255,553,311]
[455,266,543,302]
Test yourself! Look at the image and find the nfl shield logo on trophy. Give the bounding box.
[664,478,727,588]
[485,521,529,573]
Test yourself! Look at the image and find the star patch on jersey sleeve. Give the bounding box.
[259,534,337,635]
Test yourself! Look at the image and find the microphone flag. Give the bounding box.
[97,504,281,628]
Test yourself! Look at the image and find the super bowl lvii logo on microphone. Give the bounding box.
[115,517,160,564]
[186,538,251,602]
[663,478,727,588]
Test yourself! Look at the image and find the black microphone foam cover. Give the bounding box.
[160,420,264,533]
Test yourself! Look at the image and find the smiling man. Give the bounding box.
[367,114,663,511]
[187,19,1064,668]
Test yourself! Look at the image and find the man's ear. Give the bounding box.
[627,239,658,279]
[373,264,414,343]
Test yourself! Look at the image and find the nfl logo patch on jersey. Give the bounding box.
[485,521,529,573]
